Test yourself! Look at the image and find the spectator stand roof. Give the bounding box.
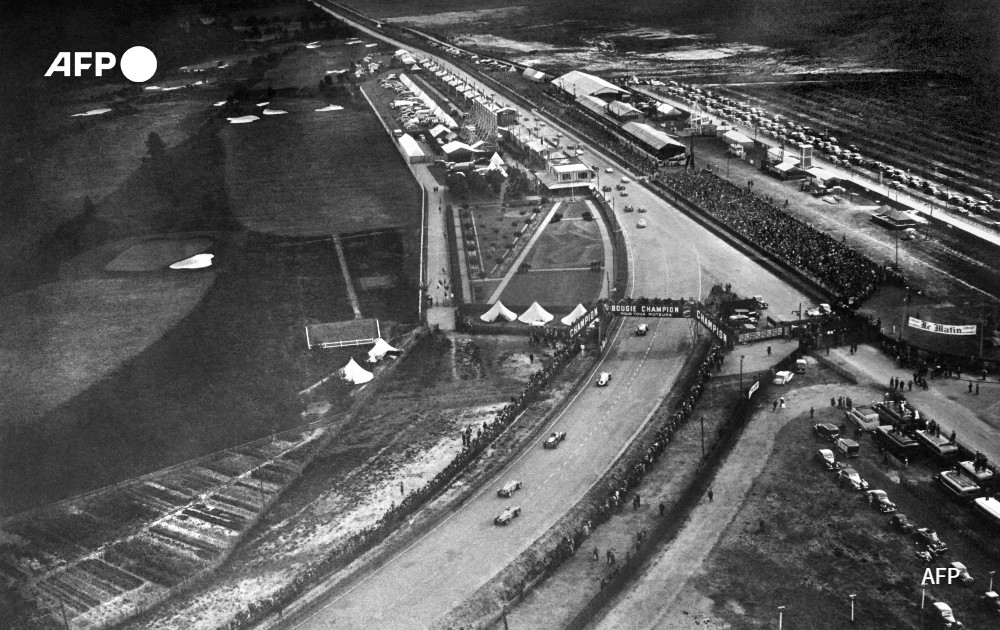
[577,94,609,117]
[806,166,838,182]
[622,122,686,157]
[553,70,628,99]
[306,319,381,349]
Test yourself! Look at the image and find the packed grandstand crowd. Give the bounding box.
[657,169,904,302]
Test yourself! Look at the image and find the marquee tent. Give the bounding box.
[518,302,554,325]
[367,338,401,363]
[481,301,517,322]
[340,358,374,384]
[560,304,588,326]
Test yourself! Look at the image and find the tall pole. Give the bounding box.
[740,355,745,396]
[700,415,705,458]
[849,594,856,623]
[990,570,996,593]
[921,586,926,610]
[778,606,785,630]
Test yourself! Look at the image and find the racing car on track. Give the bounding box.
[544,432,567,449]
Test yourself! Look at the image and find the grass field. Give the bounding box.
[222,95,421,237]
[0,234,358,516]
[522,217,602,270]
[0,100,206,295]
[499,269,602,311]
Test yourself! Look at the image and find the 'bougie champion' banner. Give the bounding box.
[908,316,976,336]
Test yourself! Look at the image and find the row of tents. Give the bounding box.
[338,338,401,385]
[480,301,589,327]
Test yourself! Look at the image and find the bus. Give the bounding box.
[973,496,1000,528]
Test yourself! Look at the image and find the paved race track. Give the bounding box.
[287,5,813,628]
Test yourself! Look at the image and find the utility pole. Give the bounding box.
[700,415,705,458]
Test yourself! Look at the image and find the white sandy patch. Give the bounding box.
[384,6,528,27]
[612,26,705,41]
[305,42,321,49]
[213,101,227,107]
[170,253,214,269]
[453,34,558,53]
[262,109,288,116]
[227,115,259,124]
[255,436,466,561]
[314,104,344,112]
[144,86,162,90]
[71,108,111,117]
[365,43,378,48]
[256,101,269,107]
[161,86,185,91]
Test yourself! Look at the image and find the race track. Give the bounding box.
[286,5,813,628]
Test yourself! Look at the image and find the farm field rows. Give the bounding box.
[1,429,327,629]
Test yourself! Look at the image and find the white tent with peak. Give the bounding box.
[481,301,517,322]
[560,304,588,326]
[340,358,374,384]
[367,338,400,363]
[518,302,554,325]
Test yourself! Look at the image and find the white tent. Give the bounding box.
[367,338,400,363]
[481,301,517,322]
[560,304,588,326]
[517,302,554,325]
[340,358,373,384]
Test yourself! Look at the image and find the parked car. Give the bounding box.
[838,468,869,490]
[773,370,794,385]
[496,480,522,498]
[602,185,612,192]
[637,206,647,213]
[814,423,840,442]
[916,527,948,554]
[636,324,649,336]
[865,489,897,513]
[621,177,631,183]
[596,372,611,387]
[950,562,974,585]
[494,506,521,525]
[620,191,629,197]
[544,431,567,448]
[605,167,614,173]
[931,601,963,628]
[846,406,881,433]
[636,218,647,228]
[816,448,836,470]
[889,512,914,533]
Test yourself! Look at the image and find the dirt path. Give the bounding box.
[586,383,836,630]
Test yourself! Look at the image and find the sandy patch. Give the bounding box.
[315,104,344,112]
[105,237,213,272]
[70,108,111,117]
[228,115,259,124]
[262,108,288,116]
[453,34,559,53]
[383,6,529,27]
[169,253,214,269]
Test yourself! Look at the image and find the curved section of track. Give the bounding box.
[287,6,813,629]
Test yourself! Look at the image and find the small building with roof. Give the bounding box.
[553,70,628,101]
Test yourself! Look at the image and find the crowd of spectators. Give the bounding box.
[657,169,903,302]
[218,340,581,629]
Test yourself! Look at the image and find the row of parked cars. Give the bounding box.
[812,423,994,626]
